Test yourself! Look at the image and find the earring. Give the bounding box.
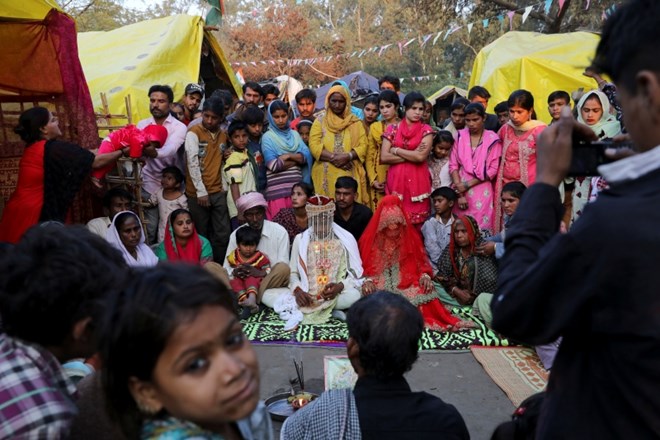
[137,401,158,415]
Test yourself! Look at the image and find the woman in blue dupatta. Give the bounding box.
[261,100,313,219]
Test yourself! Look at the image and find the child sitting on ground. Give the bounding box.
[477,181,527,260]
[223,121,258,229]
[149,166,188,243]
[421,187,458,273]
[428,130,453,190]
[91,124,168,186]
[99,264,270,439]
[224,226,271,317]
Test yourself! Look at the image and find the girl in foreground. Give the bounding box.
[100,264,272,440]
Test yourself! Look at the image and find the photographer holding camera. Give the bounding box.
[491,0,660,438]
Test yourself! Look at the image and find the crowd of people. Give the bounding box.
[0,0,659,437]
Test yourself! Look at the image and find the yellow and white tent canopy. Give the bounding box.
[469,31,601,124]
[78,14,241,123]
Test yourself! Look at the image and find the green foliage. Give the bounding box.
[64,0,620,93]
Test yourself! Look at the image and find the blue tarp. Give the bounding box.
[313,71,380,111]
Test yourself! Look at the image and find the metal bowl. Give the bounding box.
[265,392,318,422]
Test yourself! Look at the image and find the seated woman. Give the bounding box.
[272,181,313,245]
[436,215,498,323]
[154,209,213,264]
[99,264,271,440]
[106,211,159,268]
[359,195,473,331]
[271,195,363,329]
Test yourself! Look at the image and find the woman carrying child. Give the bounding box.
[261,100,313,219]
[154,209,213,265]
[100,264,272,440]
[449,103,502,233]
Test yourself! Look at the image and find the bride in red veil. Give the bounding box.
[358,195,474,330]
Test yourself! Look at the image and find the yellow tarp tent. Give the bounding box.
[78,14,241,123]
[469,31,601,124]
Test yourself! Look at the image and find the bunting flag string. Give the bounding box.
[231,0,602,69]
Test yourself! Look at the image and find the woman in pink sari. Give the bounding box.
[380,92,435,229]
[449,103,502,233]
[494,90,546,231]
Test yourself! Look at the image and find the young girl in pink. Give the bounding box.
[493,90,546,232]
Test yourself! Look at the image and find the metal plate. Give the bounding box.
[265,392,318,422]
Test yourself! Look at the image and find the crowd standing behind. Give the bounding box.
[2,0,655,435]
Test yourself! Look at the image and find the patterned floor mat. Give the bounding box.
[242,307,512,351]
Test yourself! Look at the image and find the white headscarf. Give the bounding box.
[576,90,621,139]
[106,211,159,267]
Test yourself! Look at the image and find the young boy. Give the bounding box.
[444,98,469,139]
[291,88,317,130]
[262,84,280,109]
[240,105,267,193]
[421,187,458,272]
[224,226,271,317]
[87,187,134,238]
[428,130,454,190]
[547,90,571,125]
[224,121,258,229]
[494,101,509,127]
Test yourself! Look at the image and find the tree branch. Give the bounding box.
[484,0,553,25]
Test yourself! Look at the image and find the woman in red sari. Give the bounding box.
[380,92,435,229]
[359,195,474,331]
[0,107,126,243]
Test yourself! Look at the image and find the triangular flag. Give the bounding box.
[585,0,590,9]
[544,0,552,14]
[467,23,474,34]
[378,44,391,56]
[558,0,566,14]
[432,31,442,45]
[398,41,404,55]
[420,33,433,48]
[522,5,533,23]
[507,10,515,30]
[497,14,505,30]
[400,78,405,84]
[443,28,452,41]
[403,38,416,48]
[482,18,489,28]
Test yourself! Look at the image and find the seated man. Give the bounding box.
[333,176,372,242]
[86,187,133,238]
[0,225,127,438]
[212,192,290,305]
[282,291,469,439]
[272,195,363,328]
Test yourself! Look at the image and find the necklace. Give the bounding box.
[470,131,483,149]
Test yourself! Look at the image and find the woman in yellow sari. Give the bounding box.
[366,90,400,211]
[309,85,368,202]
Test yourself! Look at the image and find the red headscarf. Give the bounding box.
[358,195,433,289]
[448,215,481,278]
[164,210,203,264]
[389,117,432,151]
